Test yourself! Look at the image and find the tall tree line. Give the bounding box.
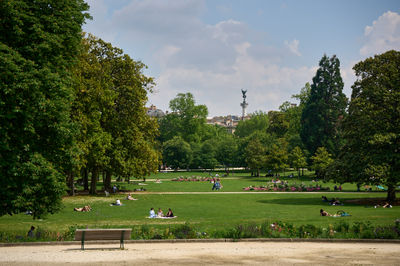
[0,0,90,218]
[0,1,160,218]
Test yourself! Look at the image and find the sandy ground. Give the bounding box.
[1,241,400,265]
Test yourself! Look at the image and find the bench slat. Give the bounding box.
[75,229,131,241]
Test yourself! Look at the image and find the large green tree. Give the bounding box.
[159,93,208,143]
[300,55,348,157]
[312,147,333,180]
[73,35,160,194]
[235,111,269,138]
[0,0,89,218]
[245,137,266,177]
[332,50,400,202]
[163,136,193,170]
[289,146,307,176]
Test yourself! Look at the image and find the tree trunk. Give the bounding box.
[66,171,75,196]
[83,168,89,191]
[386,183,396,203]
[90,167,98,195]
[104,170,112,192]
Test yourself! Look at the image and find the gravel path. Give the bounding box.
[1,241,399,265]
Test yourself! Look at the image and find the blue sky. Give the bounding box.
[83,0,400,116]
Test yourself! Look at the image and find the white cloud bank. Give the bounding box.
[360,11,400,57]
[84,2,400,116]
[284,39,302,56]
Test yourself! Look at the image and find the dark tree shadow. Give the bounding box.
[256,196,376,207]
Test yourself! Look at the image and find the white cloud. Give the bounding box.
[84,0,316,116]
[151,40,316,116]
[284,39,302,56]
[360,11,400,57]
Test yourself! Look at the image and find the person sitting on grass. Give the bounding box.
[149,207,157,218]
[330,198,342,206]
[157,208,164,217]
[74,205,91,212]
[320,209,330,216]
[165,208,174,217]
[322,196,329,202]
[27,226,35,238]
[110,199,121,206]
[126,193,137,200]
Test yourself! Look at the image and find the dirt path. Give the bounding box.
[1,241,399,265]
[131,191,368,194]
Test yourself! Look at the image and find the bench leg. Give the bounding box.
[120,230,125,250]
[81,231,85,250]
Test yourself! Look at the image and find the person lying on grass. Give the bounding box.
[320,209,330,216]
[375,202,393,208]
[126,193,137,200]
[74,205,91,212]
[320,209,351,217]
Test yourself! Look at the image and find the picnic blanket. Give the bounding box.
[147,216,178,219]
[334,210,351,217]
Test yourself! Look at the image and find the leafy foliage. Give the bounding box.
[312,147,333,179]
[300,55,347,157]
[332,50,400,201]
[162,136,193,170]
[0,0,89,217]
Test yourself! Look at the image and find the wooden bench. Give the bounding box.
[75,228,131,250]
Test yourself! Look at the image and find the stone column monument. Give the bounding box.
[240,89,248,120]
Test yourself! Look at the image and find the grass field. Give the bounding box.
[0,170,398,240]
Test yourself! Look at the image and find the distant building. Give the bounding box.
[207,114,248,134]
[146,105,165,118]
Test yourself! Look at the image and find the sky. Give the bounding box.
[83,0,400,117]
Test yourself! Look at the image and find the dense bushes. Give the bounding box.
[1,221,400,242]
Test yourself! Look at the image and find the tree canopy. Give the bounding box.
[300,55,347,157]
[72,34,160,194]
[0,0,90,218]
[332,50,400,201]
[159,93,208,143]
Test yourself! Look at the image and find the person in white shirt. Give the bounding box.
[149,207,157,218]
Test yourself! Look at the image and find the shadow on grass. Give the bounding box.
[257,197,372,207]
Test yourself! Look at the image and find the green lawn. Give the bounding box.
[90,170,371,192]
[0,171,398,240]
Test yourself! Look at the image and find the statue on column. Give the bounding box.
[241,89,247,100]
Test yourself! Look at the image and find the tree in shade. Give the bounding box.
[300,55,347,157]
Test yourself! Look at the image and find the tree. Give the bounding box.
[265,138,289,175]
[267,111,289,138]
[216,134,238,175]
[289,147,307,176]
[300,55,348,157]
[159,93,208,143]
[162,136,192,170]
[199,139,219,170]
[235,111,269,138]
[73,35,160,193]
[332,50,400,202]
[0,0,89,218]
[312,147,333,180]
[245,138,266,177]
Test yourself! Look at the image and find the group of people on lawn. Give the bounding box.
[149,207,174,218]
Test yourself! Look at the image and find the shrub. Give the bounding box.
[171,223,197,239]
